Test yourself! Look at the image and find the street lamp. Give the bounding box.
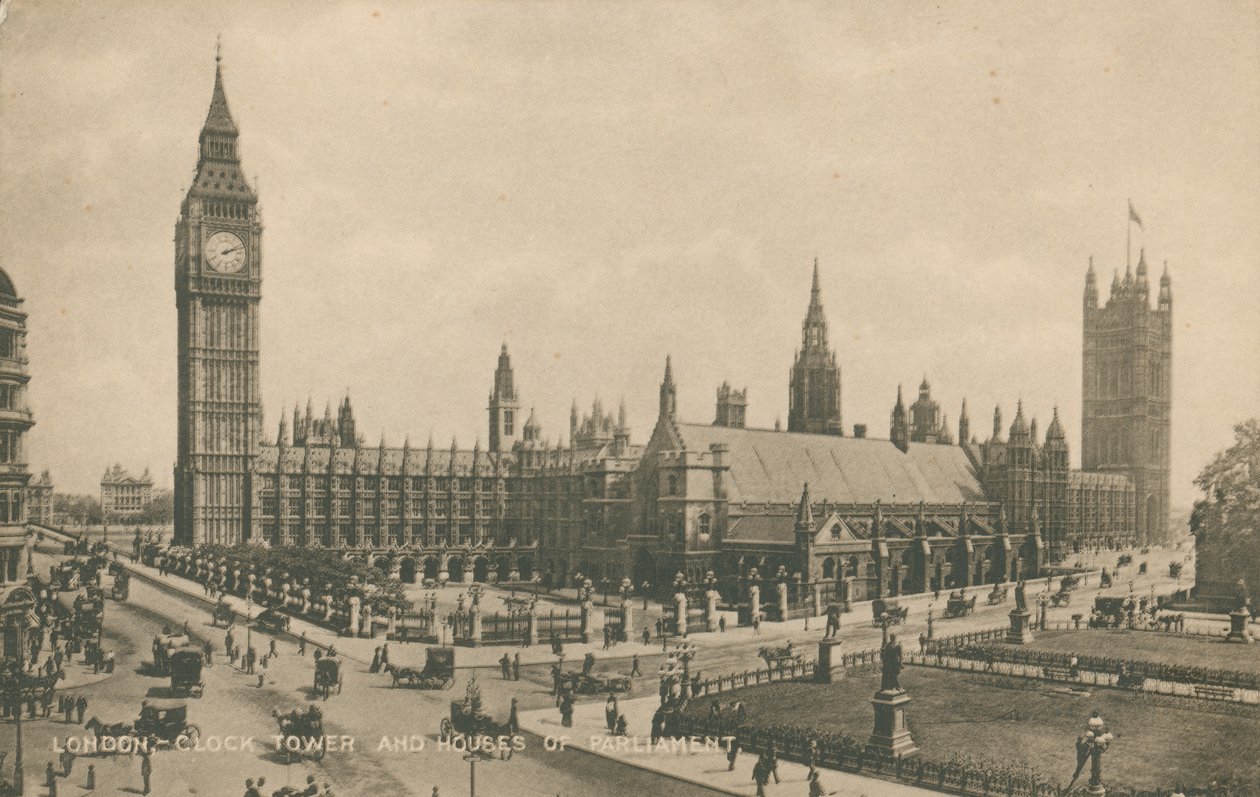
[600,577,610,606]
[463,751,480,797]
[1,667,48,794]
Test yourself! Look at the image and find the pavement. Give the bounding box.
[519,696,942,797]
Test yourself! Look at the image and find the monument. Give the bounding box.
[867,633,918,756]
[1225,578,1252,644]
[1007,580,1034,644]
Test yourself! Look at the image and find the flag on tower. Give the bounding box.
[1128,200,1144,230]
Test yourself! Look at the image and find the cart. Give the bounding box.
[169,647,205,698]
[871,598,908,627]
[274,705,325,762]
[210,600,235,628]
[133,700,201,749]
[943,594,977,618]
[986,584,1009,605]
[562,671,632,695]
[385,647,456,689]
[110,571,130,601]
[254,608,291,635]
[313,656,343,700]
[152,633,191,674]
[439,700,512,749]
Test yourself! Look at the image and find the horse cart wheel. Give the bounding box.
[179,724,201,748]
[439,718,454,743]
[337,676,343,695]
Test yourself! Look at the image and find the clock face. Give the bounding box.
[204,231,246,273]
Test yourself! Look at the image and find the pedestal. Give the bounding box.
[868,690,918,756]
[1225,609,1252,644]
[1007,609,1034,645]
[816,638,844,683]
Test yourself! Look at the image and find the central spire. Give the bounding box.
[789,260,843,436]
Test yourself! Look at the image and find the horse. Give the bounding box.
[384,663,425,687]
[84,716,135,748]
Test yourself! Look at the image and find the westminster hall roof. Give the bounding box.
[674,423,986,507]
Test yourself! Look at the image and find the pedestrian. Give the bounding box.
[138,749,151,794]
[512,652,521,681]
[204,641,213,665]
[727,735,741,770]
[246,646,256,674]
[370,647,382,674]
[85,764,95,791]
[75,695,87,725]
[381,643,389,667]
[630,653,641,677]
[269,637,278,658]
[605,693,618,731]
[642,628,651,646]
[752,755,770,797]
[752,615,761,635]
[719,616,726,633]
[243,779,261,797]
[64,693,74,723]
[766,746,781,784]
[559,692,574,728]
[808,767,835,796]
[61,746,74,776]
[602,626,611,650]
[298,632,307,656]
[46,761,56,787]
[551,664,563,696]
[257,672,266,688]
[499,653,511,680]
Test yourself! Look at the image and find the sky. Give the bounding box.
[1,0,1257,509]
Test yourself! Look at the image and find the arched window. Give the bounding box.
[667,475,677,496]
[697,513,711,539]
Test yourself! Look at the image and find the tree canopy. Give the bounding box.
[1191,419,1260,587]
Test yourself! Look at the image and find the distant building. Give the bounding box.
[101,464,153,520]
[0,266,35,662]
[27,469,54,526]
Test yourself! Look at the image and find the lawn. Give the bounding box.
[1011,629,1260,675]
[688,667,1260,789]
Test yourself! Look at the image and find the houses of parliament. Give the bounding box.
[173,56,1172,598]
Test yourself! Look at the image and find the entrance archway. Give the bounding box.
[399,558,417,584]
[447,556,465,583]
[632,549,656,590]
[472,556,489,583]
[517,555,533,578]
[422,557,439,582]
[372,556,391,575]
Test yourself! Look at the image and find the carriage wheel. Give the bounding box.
[180,724,201,748]
[337,677,343,695]
[311,741,326,761]
[439,718,454,743]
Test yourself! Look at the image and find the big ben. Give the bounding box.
[173,50,262,547]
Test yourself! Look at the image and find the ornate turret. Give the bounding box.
[992,404,1003,443]
[788,259,843,436]
[1158,261,1172,309]
[958,399,970,445]
[488,343,520,453]
[890,385,909,452]
[659,356,677,419]
[1084,257,1098,309]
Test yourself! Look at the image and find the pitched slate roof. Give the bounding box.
[675,424,985,506]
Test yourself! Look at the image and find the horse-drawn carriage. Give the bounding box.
[439,700,513,753]
[759,641,804,671]
[152,633,192,674]
[1060,574,1081,592]
[986,584,1009,605]
[1117,553,1133,567]
[274,705,325,762]
[110,570,129,601]
[871,598,909,627]
[313,656,343,700]
[1137,561,1148,575]
[943,592,977,618]
[562,670,632,695]
[90,699,201,750]
[385,647,456,689]
[1050,590,1072,607]
[254,608,291,635]
[1091,596,1126,628]
[169,647,205,698]
[210,599,235,628]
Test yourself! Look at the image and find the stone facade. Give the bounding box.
[0,267,34,661]
[101,464,153,519]
[27,468,54,526]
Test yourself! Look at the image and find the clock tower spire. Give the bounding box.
[174,46,263,547]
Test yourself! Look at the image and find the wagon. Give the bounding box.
[562,671,632,695]
[986,584,1009,605]
[439,700,512,749]
[254,608,290,635]
[133,700,201,749]
[274,705,325,762]
[1050,591,1072,607]
[385,647,455,689]
[210,600,235,627]
[169,647,205,698]
[152,633,192,674]
[313,656,343,700]
[110,571,130,601]
[871,598,908,627]
[943,594,977,618]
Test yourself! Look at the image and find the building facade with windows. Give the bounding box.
[0,267,34,662]
[27,469,54,526]
[101,464,154,520]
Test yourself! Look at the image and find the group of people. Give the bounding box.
[498,651,522,680]
[240,774,333,797]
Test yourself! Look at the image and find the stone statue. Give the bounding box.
[879,634,903,693]
[1236,578,1250,611]
[1015,580,1028,613]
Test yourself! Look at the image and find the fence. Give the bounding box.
[480,612,531,643]
[672,712,1239,797]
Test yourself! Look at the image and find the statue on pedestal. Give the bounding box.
[1236,578,1251,611]
[879,633,903,693]
[1015,580,1028,613]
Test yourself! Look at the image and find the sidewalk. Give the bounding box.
[518,696,941,797]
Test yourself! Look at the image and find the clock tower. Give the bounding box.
[173,49,263,547]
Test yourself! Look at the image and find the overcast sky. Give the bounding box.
[2,1,1257,508]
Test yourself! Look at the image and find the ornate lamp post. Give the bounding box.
[1,667,48,794]
[641,581,650,610]
[600,576,611,606]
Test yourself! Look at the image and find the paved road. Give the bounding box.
[6,546,731,797]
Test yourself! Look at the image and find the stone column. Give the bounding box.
[364,607,375,638]
[620,600,635,642]
[776,582,789,621]
[580,600,595,644]
[812,583,822,617]
[674,592,688,637]
[470,607,482,646]
[348,596,361,638]
[527,609,539,646]
[747,585,760,626]
[705,590,719,632]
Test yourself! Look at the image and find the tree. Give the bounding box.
[1191,419,1260,601]
[53,493,102,526]
[139,489,174,525]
